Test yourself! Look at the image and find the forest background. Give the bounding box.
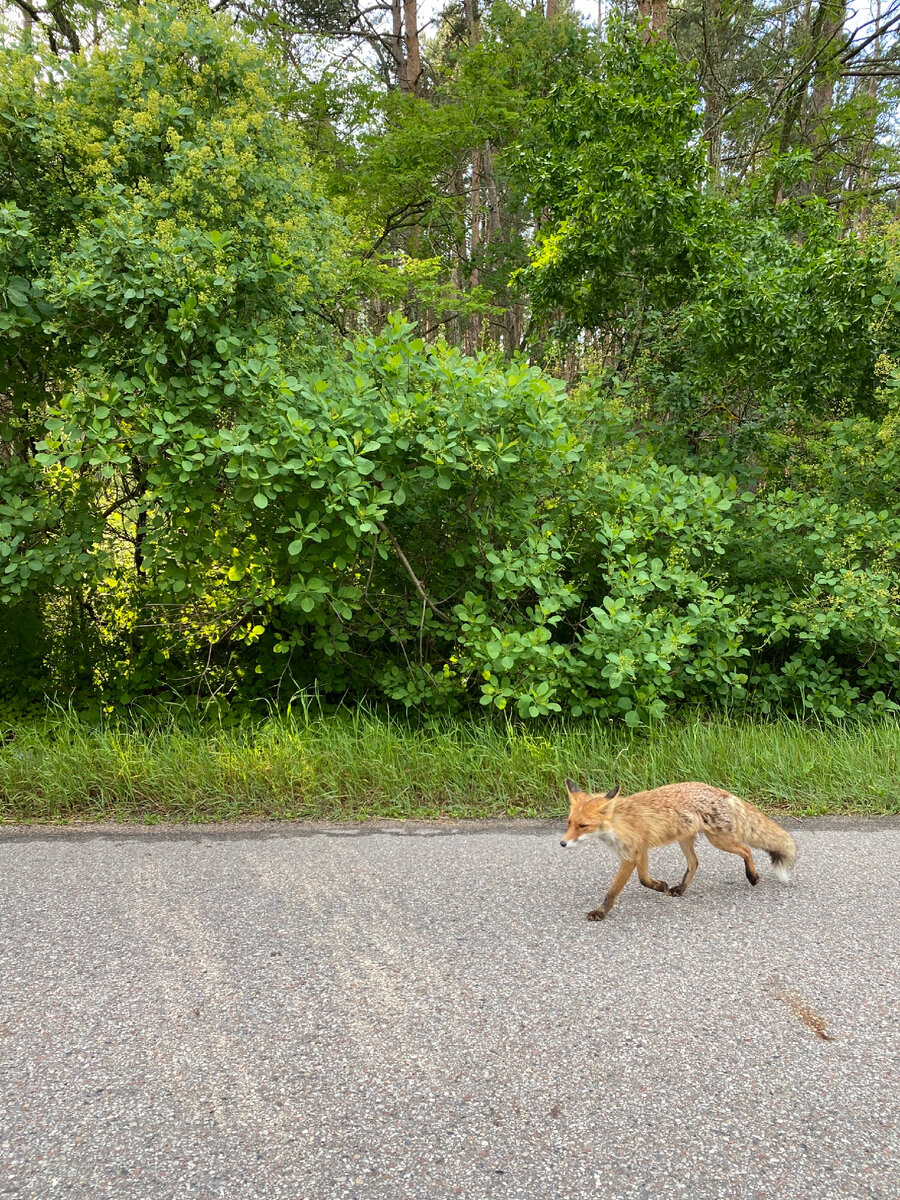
[3,0,900,819]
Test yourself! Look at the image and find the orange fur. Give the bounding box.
[560,779,796,922]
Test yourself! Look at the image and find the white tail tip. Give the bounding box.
[772,864,793,884]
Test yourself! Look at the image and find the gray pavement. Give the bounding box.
[1,818,898,1200]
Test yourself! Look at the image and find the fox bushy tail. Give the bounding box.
[733,801,797,883]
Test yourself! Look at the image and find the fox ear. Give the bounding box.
[565,778,580,794]
[604,783,621,800]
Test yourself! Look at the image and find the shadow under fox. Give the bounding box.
[561,780,797,922]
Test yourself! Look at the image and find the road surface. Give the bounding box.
[1,818,898,1199]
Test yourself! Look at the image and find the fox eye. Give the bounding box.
[577,823,587,830]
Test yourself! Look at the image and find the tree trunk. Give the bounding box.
[470,150,482,283]
[809,0,845,121]
[462,0,480,44]
[637,0,668,42]
[481,142,501,243]
[808,0,846,194]
[701,0,725,183]
[390,0,407,91]
[637,0,652,42]
[855,0,881,214]
[651,0,668,38]
[449,166,468,350]
[403,0,421,96]
[469,148,482,351]
[772,0,844,201]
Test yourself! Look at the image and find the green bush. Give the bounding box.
[2,5,900,724]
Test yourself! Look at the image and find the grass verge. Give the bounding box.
[1,710,898,823]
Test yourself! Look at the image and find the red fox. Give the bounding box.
[561,779,797,922]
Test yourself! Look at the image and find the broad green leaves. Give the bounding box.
[515,24,707,337]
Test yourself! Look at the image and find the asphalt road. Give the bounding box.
[1,818,898,1200]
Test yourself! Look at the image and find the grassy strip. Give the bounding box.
[0,710,898,823]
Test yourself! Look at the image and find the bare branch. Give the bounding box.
[10,0,42,25]
[375,520,450,621]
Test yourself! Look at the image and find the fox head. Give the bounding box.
[560,779,620,848]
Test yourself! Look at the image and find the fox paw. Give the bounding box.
[668,883,686,897]
[586,908,608,922]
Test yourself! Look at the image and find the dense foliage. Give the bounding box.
[2,1,900,724]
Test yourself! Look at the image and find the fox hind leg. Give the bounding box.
[587,859,635,922]
[636,848,672,895]
[705,830,759,886]
[669,837,699,897]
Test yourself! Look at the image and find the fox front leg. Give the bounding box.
[586,859,635,922]
[635,848,673,896]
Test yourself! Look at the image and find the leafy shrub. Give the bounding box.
[3,5,900,724]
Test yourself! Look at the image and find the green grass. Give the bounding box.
[1,709,898,823]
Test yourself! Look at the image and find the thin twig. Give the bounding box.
[375,520,449,622]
